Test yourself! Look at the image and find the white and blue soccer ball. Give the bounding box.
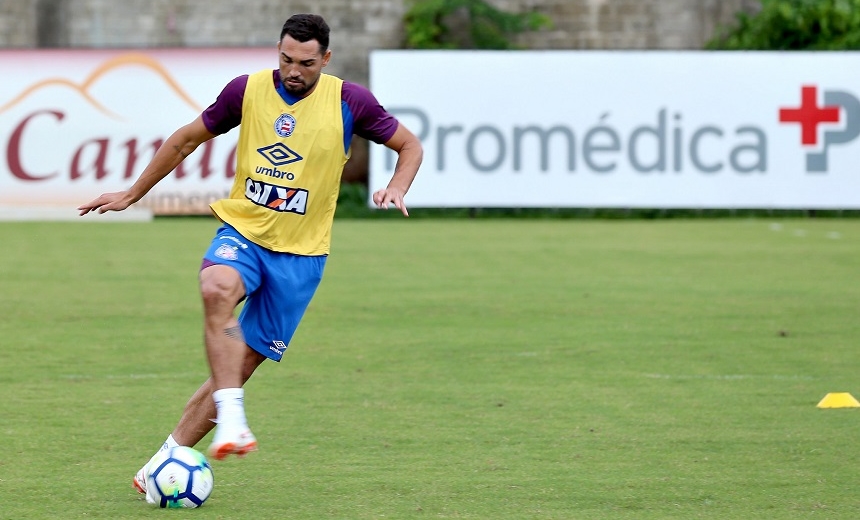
[146,446,214,508]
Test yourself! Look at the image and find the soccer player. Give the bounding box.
[78,13,422,499]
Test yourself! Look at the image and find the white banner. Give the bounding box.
[369,51,860,208]
[0,48,273,215]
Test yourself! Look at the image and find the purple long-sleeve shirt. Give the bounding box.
[201,70,399,153]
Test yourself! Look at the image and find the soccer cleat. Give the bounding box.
[133,462,158,504]
[132,466,147,494]
[208,428,258,461]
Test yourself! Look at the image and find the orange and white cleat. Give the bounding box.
[208,429,258,461]
[132,462,157,504]
[132,467,147,494]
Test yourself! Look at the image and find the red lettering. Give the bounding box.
[7,110,64,181]
[71,138,110,180]
[198,141,214,179]
[8,111,237,183]
[121,138,161,179]
[175,140,214,179]
[226,143,237,179]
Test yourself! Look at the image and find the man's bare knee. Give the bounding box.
[200,265,244,310]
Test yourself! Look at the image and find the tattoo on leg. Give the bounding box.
[224,325,245,343]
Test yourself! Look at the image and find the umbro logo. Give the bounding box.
[257,143,303,166]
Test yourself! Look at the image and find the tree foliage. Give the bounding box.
[404,0,551,49]
[707,0,860,50]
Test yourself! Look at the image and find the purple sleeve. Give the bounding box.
[201,75,247,135]
[342,81,399,144]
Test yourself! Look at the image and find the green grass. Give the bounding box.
[2,217,860,519]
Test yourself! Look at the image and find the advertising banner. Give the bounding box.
[0,48,272,215]
[369,51,860,209]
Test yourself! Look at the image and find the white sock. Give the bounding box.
[148,434,179,462]
[144,434,180,471]
[213,388,248,432]
[161,434,180,452]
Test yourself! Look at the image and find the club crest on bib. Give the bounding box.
[274,113,296,138]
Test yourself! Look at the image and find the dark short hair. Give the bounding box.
[280,14,330,54]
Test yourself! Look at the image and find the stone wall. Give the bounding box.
[509,0,760,49]
[2,0,759,82]
[0,1,36,47]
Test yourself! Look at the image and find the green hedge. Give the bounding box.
[707,0,860,50]
[403,0,550,49]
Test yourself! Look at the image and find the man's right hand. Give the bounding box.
[78,191,135,216]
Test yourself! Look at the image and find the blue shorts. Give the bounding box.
[202,223,326,362]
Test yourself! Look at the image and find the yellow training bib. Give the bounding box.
[210,71,348,255]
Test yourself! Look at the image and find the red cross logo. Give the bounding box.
[779,85,840,146]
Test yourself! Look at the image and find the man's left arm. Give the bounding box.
[372,123,423,216]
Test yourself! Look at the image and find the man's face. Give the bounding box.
[277,35,330,97]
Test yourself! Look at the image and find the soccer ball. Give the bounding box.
[146,446,214,508]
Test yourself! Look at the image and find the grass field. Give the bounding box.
[2,217,860,519]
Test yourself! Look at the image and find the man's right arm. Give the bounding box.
[78,116,216,215]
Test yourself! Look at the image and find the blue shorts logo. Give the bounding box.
[270,340,288,356]
[274,113,296,138]
[214,244,239,261]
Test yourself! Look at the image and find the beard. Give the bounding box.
[281,74,318,97]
